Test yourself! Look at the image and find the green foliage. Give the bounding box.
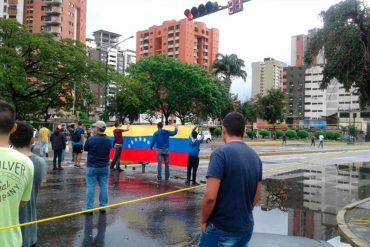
[285,130,297,139]
[305,0,370,106]
[325,131,336,140]
[297,130,309,139]
[259,129,270,138]
[315,131,325,139]
[348,125,356,136]
[334,132,341,140]
[246,129,257,138]
[127,55,229,125]
[258,89,285,124]
[275,130,284,139]
[214,128,222,137]
[0,19,106,120]
[239,98,260,124]
[211,53,247,91]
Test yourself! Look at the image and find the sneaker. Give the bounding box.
[99,209,106,214]
[74,164,81,169]
[117,168,124,172]
[192,182,200,186]
[58,167,64,170]
[185,180,190,185]
[53,167,58,171]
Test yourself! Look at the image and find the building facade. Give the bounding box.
[304,66,360,120]
[117,49,136,74]
[20,0,86,42]
[1,0,24,23]
[136,19,219,69]
[291,29,324,66]
[285,66,306,122]
[251,57,287,98]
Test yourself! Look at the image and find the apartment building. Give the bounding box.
[291,29,324,66]
[284,66,306,122]
[0,0,24,23]
[251,57,287,98]
[136,19,219,69]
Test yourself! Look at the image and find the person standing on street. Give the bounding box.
[84,121,112,214]
[0,101,34,247]
[72,121,85,168]
[68,124,75,163]
[186,127,204,186]
[150,122,178,181]
[10,121,46,247]
[318,134,324,149]
[199,112,262,247]
[38,125,50,157]
[110,122,130,172]
[310,135,316,148]
[50,125,66,170]
[282,134,287,145]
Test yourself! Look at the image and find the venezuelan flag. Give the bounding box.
[105,125,195,167]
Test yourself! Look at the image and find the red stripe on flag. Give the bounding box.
[109,148,188,167]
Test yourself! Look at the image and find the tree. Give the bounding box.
[127,55,228,125]
[0,19,106,120]
[211,53,247,92]
[239,97,260,124]
[258,89,285,127]
[305,0,370,106]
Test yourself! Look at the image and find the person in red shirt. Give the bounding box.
[110,123,129,172]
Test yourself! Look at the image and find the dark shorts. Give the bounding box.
[73,145,83,154]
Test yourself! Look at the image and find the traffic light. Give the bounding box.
[228,0,244,15]
[184,1,219,20]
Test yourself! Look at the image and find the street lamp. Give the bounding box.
[102,35,134,122]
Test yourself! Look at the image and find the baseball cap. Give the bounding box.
[93,121,106,130]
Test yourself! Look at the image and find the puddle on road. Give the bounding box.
[36,163,370,246]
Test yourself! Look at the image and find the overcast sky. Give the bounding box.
[87,0,347,102]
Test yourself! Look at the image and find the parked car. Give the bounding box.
[200,130,212,143]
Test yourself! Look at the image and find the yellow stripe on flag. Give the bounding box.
[105,125,195,139]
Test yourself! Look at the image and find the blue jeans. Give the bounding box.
[39,141,48,157]
[85,166,109,210]
[199,223,253,247]
[157,148,169,180]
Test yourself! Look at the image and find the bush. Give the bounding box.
[297,130,309,139]
[315,131,325,139]
[246,129,257,138]
[275,130,284,139]
[325,131,341,140]
[334,132,341,140]
[259,129,270,139]
[214,128,222,137]
[285,130,297,139]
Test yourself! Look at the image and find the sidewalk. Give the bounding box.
[337,198,370,247]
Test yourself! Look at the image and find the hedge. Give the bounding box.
[297,130,309,139]
[285,130,297,139]
[259,129,270,138]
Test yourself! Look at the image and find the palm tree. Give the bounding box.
[211,53,247,92]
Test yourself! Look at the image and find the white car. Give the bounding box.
[200,130,212,143]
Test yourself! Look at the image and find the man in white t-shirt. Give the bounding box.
[318,134,324,149]
[0,101,34,247]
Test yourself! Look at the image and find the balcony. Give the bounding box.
[44,7,62,14]
[43,26,61,34]
[44,0,62,5]
[44,16,61,24]
[8,8,17,15]
[168,37,174,42]
[8,0,18,6]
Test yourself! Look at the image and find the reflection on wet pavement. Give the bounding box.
[35,163,370,246]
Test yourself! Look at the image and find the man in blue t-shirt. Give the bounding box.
[199,112,262,247]
[150,122,178,181]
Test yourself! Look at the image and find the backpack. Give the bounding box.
[72,129,82,142]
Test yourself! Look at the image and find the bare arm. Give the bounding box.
[200,177,221,232]
[19,201,27,209]
[253,181,262,207]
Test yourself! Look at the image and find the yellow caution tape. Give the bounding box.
[349,218,370,225]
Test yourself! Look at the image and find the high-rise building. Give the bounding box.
[0,0,24,23]
[304,65,360,120]
[117,49,136,74]
[284,66,306,124]
[22,0,86,43]
[136,19,219,69]
[291,29,324,66]
[251,58,286,98]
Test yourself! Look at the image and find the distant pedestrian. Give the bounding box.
[199,112,262,247]
[68,124,75,163]
[10,121,46,247]
[72,121,85,168]
[318,134,324,149]
[84,121,112,214]
[50,124,66,170]
[60,124,69,163]
[110,122,130,172]
[282,134,287,145]
[186,127,204,186]
[150,122,178,181]
[39,125,50,157]
[0,101,34,247]
[310,135,315,147]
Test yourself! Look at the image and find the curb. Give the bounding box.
[199,147,369,160]
[337,197,370,247]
